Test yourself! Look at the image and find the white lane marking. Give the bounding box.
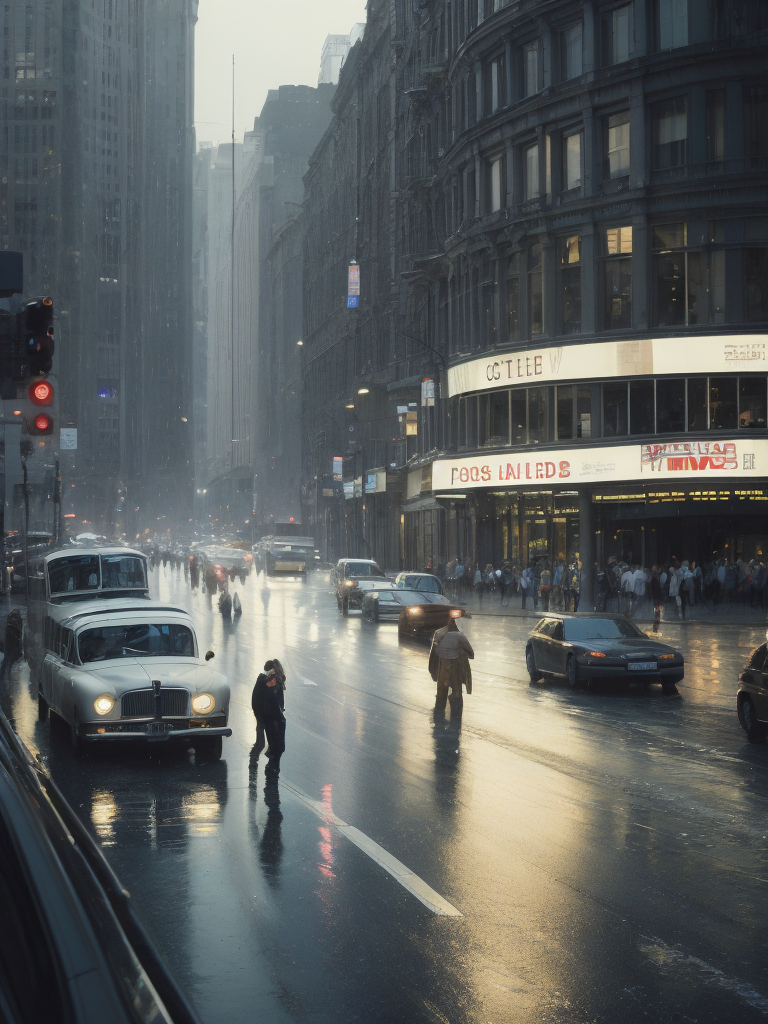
[279,779,462,918]
[640,937,768,1012]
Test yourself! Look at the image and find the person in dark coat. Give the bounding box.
[429,620,474,715]
[251,658,286,775]
[0,608,22,681]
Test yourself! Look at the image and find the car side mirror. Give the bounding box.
[205,650,214,661]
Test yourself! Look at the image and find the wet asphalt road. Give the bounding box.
[4,567,768,1024]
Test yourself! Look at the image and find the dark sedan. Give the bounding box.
[526,613,684,692]
[360,588,465,637]
[737,641,768,744]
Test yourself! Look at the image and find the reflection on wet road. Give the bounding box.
[4,566,768,1023]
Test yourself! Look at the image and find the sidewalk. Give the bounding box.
[452,588,768,627]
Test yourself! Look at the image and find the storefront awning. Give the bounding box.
[402,495,443,513]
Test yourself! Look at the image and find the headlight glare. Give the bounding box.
[344,579,355,587]
[449,609,463,618]
[408,606,423,615]
[93,694,115,716]
[191,692,215,715]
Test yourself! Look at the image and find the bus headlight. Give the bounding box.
[93,694,115,716]
[191,693,215,715]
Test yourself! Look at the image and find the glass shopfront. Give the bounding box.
[594,487,768,567]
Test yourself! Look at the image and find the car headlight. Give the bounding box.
[408,606,423,615]
[449,609,463,618]
[588,651,606,658]
[344,580,355,587]
[93,694,115,716]
[191,693,216,715]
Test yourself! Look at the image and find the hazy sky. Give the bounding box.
[195,0,368,146]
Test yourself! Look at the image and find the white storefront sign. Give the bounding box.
[432,438,768,491]
[447,335,768,398]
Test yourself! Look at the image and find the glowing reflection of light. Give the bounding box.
[317,784,336,878]
[182,785,221,837]
[91,789,118,846]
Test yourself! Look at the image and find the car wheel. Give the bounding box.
[37,688,48,722]
[566,655,580,689]
[526,645,540,683]
[739,696,768,744]
[196,735,223,760]
[342,599,349,617]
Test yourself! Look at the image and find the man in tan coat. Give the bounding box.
[429,619,474,713]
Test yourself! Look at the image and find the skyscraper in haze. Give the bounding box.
[0,0,196,537]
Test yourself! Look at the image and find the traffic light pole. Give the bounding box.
[21,456,29,607]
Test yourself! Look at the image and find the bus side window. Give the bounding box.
[62,629,73,663]
[54,623,62,658]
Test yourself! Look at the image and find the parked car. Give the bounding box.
[525,613,684,691]
[393,572,443,594]
[737,641,768,743]
[333,558,388,613]
[36,598,232,758]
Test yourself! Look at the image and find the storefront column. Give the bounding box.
[579,487,595,610]
[517,493,526,566]
[447,503,458,562]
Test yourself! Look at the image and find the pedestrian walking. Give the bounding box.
[649,566,663,632]
[428,619,474,715]
[251,658,287,775]
[539,565,552,611]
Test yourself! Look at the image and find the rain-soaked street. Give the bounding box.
[4,566,768,1024]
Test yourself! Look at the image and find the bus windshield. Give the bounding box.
[47,553,147,595]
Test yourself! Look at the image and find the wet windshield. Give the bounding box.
[78,624,196,662]
[564,617,644,641]
[345,562,385,577]
[396,574,441,592]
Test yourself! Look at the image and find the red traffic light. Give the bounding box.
[27,412,53,435]
[29,379,54,405]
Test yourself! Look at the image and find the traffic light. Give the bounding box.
[28,377,54,406]
[20,296,54,376]
[26,410,54,435]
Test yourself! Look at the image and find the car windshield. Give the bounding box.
[345,562,385,577]
[563,617,644,641]
[396,574,441,592]
[78,623,196,662]
[392,591,447,606]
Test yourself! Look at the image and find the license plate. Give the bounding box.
[628,661,658,671]
[146,721,171,735]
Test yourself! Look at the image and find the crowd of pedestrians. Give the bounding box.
[433,554,768,620]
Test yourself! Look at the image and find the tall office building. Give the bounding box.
[0,0,196,537]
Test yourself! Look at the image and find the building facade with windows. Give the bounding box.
[402,0,768,599]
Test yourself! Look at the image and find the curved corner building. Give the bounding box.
[407,0,768,599]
